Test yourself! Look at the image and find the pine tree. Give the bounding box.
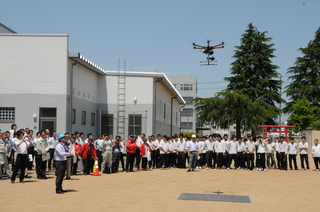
[285,28,320,116]
[224,23,282,136]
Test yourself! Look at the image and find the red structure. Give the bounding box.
[258,125,294,142]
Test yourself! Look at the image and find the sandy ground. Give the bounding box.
[1,155,319,212]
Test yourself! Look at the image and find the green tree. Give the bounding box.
[287,97,314,133]
[224,23,282,136]
[285,27,320,116]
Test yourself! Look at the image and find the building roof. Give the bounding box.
[0,23,16,33]
[68,51,107,75]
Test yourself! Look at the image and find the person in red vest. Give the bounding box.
[79,138,97,175]
[126,135,137,173]
[140,137,151,171]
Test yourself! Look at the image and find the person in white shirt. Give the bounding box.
[153,134,162,168]
[204,135,215,169]
[159,135,170,170]
[222,134,229,168]
[266,138,276,169]
[147,135,154,169]
[279,136,288,170]
[246,135,255,170]
[215,134,226,169]
[255,136,267,171]
[312,139,320,171]
[198,136,207,169]
[236,137,246,169]
[172,135,179,168]
[0,133,12,180]
[274,137,281,169]
[101,134,112,173]
[135,133,145,170]
[177,133,186,169]
[299,136,310,170]
[288,138,298,170]
[47,130,57,171]
[11,130,33,183]
[35,130,50,179]
[227,136,238,169]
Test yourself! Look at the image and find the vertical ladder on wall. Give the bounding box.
[117,57,126,139]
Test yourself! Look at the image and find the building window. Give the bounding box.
[180,84,193,91]
[71,109,76,124]
[91,113,95,126]
[129,114,142,135]
[181,122,193,130]
[101,114,113,135]
[0,107,15,122]
[81,111,86,125]
[181,108,193,117]
[183,97,193,105]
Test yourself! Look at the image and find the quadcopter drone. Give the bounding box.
[193,40,224,66]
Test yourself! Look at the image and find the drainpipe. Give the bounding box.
[70,60,77,134]
[153,78,163,135]
[170,96,177,136]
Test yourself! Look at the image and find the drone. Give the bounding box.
[193,40,224,66]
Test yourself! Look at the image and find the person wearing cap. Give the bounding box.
[54,134,73,194]
[186,134,199,172]
[299,136,310,170]
[140,137,151,171]
[111,135,122,173]
[79,137,98,175]
[126,135,138,172]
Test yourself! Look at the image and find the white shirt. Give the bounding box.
[159,140,169,154]
[136,137,143,148]
[227,141,238,154]
[246,141,255,153]
[256,141,267,153]
[14,138,30,154]
[299,142,308,154]
[312,144,320,157]
[199,141,206,153]
[266,142,274,153]
[279,141,288,153]
[177,139,186,152]
[54,142,69,161]
[288,143,298,155]
[215,140,226,153]
[204,139,215,152]
[274,142,280,152]
[154,139,161,149]
[237,142,246,152]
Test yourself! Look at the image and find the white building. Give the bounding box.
[0,24,184,138]
[168,76,197,133]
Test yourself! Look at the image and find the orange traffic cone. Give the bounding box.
[92,160,100,176]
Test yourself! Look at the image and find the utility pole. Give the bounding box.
[279,75,282,137]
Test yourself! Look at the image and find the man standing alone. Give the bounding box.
[187,134,199,172]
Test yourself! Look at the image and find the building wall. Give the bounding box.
[168,76,197,133]
[69,60,99,135]
[0,34,68,133]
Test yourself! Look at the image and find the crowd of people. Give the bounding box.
[1,124,320,193]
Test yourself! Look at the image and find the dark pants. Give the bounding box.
[217,153,224,168]
[120,152,125,170]
[27,146,35,170]
[71,157,78,175]
[173,152,178,167]
[168,153,174,167]
[9,149,15,171]
[112,152,120,173]
[178,152,186,168]
[142,157,148,169]
[289,155,298,169]
[36,154,47,178]
[314,157,320,169]
[280,152,287,170]
[300,154,309,169]
[83,155,93,175]
[11,154,29,182]
[236,152,242,168]
[256,153,266,169]
[154,149,160,168]
[159,154,169,168]
[48,148,55,170]
[126,153,135,171]
[247,153,254,170]
[227,154,237,168]
[97,150,103,170]
[206,151,213,168]
[135,148,141,169]
[276,152,281,168]
[55,160,66,192]
[223,153,229,167]
[150,150,156,168]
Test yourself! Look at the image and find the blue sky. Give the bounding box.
[1,0,319,98]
